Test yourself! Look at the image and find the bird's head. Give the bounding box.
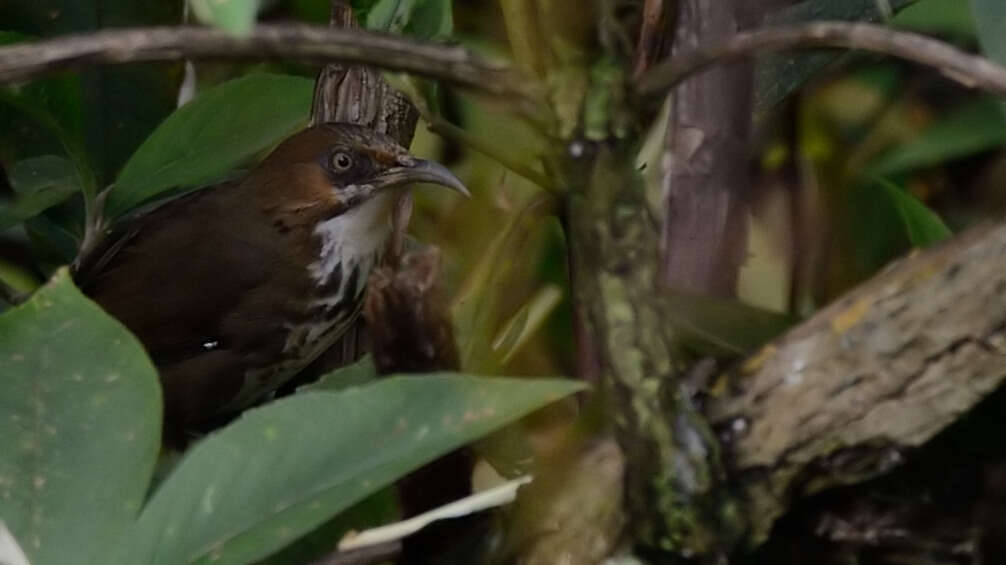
[251,123,467,222]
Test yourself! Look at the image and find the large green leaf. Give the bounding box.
[0,156,80,230]
[757,0,919,110]
[973,0,1006,65]
[0,268,161,565]
[301,355,378,392]
[107,73,314,218]
[866,98,1006,176]
[188,0,259,36]
[111,375,583,565]
[256,489,398,565]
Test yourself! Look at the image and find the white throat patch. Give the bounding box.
[309,191,395,291]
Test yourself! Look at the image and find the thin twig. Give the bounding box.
[0,24,530,100]
[338,475,533,551]
[637,21,1006,101]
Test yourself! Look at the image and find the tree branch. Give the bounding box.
[708,219,1006,546]
[0,24,529,99]
[637,21,1006,101]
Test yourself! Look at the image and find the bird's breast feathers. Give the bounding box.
[219,192,396,411]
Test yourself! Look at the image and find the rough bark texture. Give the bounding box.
[309,4,419,145]
[708,220,1006,545]
[566,146,742,556]
[0,24,516,93]
[661,0,752,296]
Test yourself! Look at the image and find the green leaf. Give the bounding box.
[188,0,259,35]
[492,285,563,366]
[367,0,415,31]
[757,0,919,110]
[894,0,976,37]
[404,0,453,39]
[0,156,81,229]
[867,98,1006,176]
[301,355,378,392]
[873,177,952,247]
[0,269,161,565]
[365,0,452,38]
[107,73,314,218]
[112,375,583,565]
[973,0,1006,65]
[256,489,398,565]
[0,0,183,188]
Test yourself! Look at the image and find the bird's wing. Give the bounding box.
[82,186,300,365]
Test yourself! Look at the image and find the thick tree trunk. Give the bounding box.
[565,147,742,556]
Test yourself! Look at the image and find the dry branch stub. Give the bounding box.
[708,220,1006,545]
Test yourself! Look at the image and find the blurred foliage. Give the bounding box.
[188,0,260,35]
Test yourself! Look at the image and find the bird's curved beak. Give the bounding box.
[370,159,470,197]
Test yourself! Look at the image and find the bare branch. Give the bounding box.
[637,21,1006,101]
[0,24,528,99]
[708,219,1006,545]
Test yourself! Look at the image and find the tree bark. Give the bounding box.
[660,0,752,296]
[705,219,1006,545]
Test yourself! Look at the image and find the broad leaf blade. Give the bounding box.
[0,269,161,565]
[301,355,378,392]
[107,73,314,218]
[113,375,583,565]
[866,98,1006,176]
[895,0,975,36]
[874,178,951,247]
[0,156,81,230]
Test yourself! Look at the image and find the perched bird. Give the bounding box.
[78,123,467,439]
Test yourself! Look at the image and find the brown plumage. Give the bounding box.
[77,124,467,441]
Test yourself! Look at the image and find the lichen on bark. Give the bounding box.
[565,144,744,555]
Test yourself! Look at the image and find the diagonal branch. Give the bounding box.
[708,218,1006,545]
[0,24,529,99]
[637,21,1006,101]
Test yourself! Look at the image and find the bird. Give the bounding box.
[77,123,468,441]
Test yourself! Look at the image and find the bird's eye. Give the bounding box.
[331,151,353,171]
